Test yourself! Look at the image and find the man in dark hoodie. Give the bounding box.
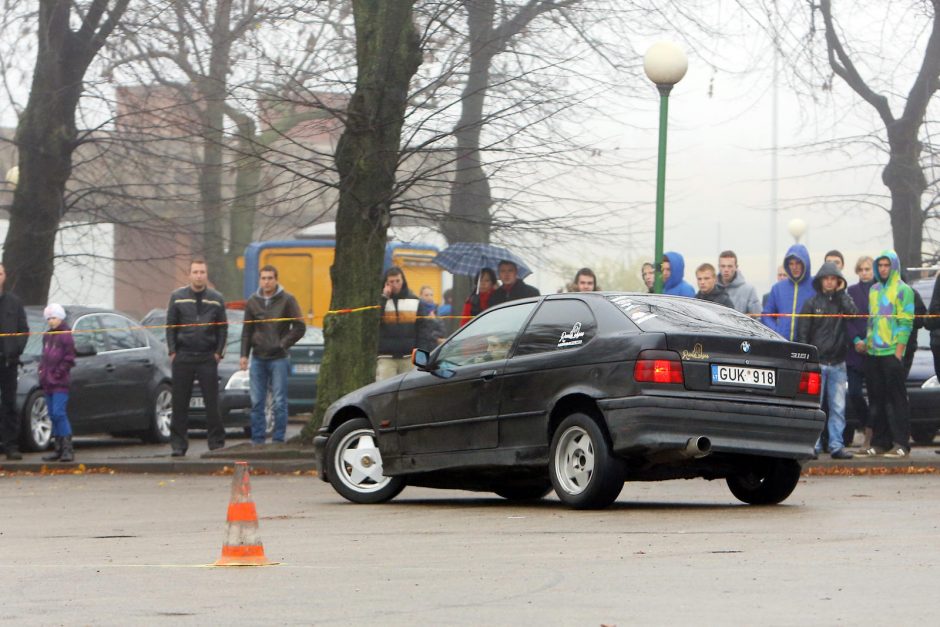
[762,244,815,340]
[845,256,874,450]
[661,251,695,297]
[694,263,734,308]
[240,265,305,444]
[796,261,858,459]
[377,267,434,381]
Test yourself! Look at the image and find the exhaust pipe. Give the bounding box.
[683,436,711,459]
[646,436,712,465]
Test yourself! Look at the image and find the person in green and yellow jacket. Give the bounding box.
[860,250,914,458]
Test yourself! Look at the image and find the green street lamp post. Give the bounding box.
[644,42,688,294]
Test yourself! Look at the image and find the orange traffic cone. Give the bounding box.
[213,461,276,566]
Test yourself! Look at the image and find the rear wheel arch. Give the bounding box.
[548,394,607,444]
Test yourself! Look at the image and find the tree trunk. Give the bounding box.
[884,125,927,268]
[220,117,261,299]
[303,0,422,439]
[441,0,498,309]
[2,0,128,304]
[198,0,236,295]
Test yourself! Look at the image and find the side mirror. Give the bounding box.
[75,341,97,357]
[412,348,430,370]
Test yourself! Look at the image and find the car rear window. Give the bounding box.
[607,294,779,338]
[515,299,597,356]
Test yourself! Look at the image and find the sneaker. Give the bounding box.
[857,447,880,457]
[171,449,186,457]
[831,448,854,460]
[880,446,909,459]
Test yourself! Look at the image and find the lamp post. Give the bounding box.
[787,218,807,244]
[644,42,688,294]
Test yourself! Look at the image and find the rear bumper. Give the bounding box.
[597,395,825,461]
[187,390,252,428]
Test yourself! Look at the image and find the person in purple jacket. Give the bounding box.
[39,304,76,462]
[845,256,874,450]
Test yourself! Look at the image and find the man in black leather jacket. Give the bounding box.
[166,259,227,455]
[0,264,28,460]
[796,261,858,459]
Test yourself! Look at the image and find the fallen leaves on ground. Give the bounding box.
[803,466,940,476]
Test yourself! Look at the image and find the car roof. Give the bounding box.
[25,305,141,320]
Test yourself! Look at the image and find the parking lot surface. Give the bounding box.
[1,472,938,625]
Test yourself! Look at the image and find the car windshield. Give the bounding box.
[607,294,780,338]
[299,325,324,345]
[140,309,243,360]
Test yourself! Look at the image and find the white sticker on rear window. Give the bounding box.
[558,322,585,348]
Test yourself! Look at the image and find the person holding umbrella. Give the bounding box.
[490,260,540,306]
[460,267,498,326]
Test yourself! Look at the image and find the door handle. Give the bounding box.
[480,369,498,381]
[105,364,116,372]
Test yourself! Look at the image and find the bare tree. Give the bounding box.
[815,0,940,267]
[304,1,423,436]
[2,0,130,304]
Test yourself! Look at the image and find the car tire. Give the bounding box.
[20,390,53,452]
[325,417,405,504]
[726,458,801,505]
[549,413,624,510]
[142,384,172,444]
[910,424,938,445]
[493,480,553,502]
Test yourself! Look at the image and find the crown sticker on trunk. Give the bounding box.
[681,343,709,360]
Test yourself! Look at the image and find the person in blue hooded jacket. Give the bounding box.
[661,252,696,297]
[761,243,816,340]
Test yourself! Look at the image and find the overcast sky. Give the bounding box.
[524,2,935,297]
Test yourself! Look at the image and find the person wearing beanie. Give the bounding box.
[39,304,76,462]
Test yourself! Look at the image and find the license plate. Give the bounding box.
[189,397,205,409]
[711,364,775,388]
[293,363,319,374]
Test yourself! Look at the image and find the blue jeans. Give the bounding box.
[249,357,289,443]
[816,362,848,452]
[45,392,71,437]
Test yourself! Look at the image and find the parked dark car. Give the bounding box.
[844,277,940,444]
[16,307,173,451]
[314,293,825,509]
[141,308,323,432]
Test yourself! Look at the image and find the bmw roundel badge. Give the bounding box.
[741,341,751,353]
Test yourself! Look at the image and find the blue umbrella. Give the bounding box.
[433,242,532,279]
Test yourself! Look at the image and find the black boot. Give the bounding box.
[59,436,74,463]
[42,437,63,462]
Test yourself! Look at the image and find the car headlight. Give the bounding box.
[922,375,940,389]
[225,369,251,391]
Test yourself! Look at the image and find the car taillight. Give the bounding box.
[634,354,684,384]
[799,371,821,395]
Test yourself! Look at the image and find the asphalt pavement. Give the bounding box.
[2,473,939,624]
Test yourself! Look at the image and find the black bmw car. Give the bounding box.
[314,293,825,509]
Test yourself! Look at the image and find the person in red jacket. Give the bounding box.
[461,268,498,326]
